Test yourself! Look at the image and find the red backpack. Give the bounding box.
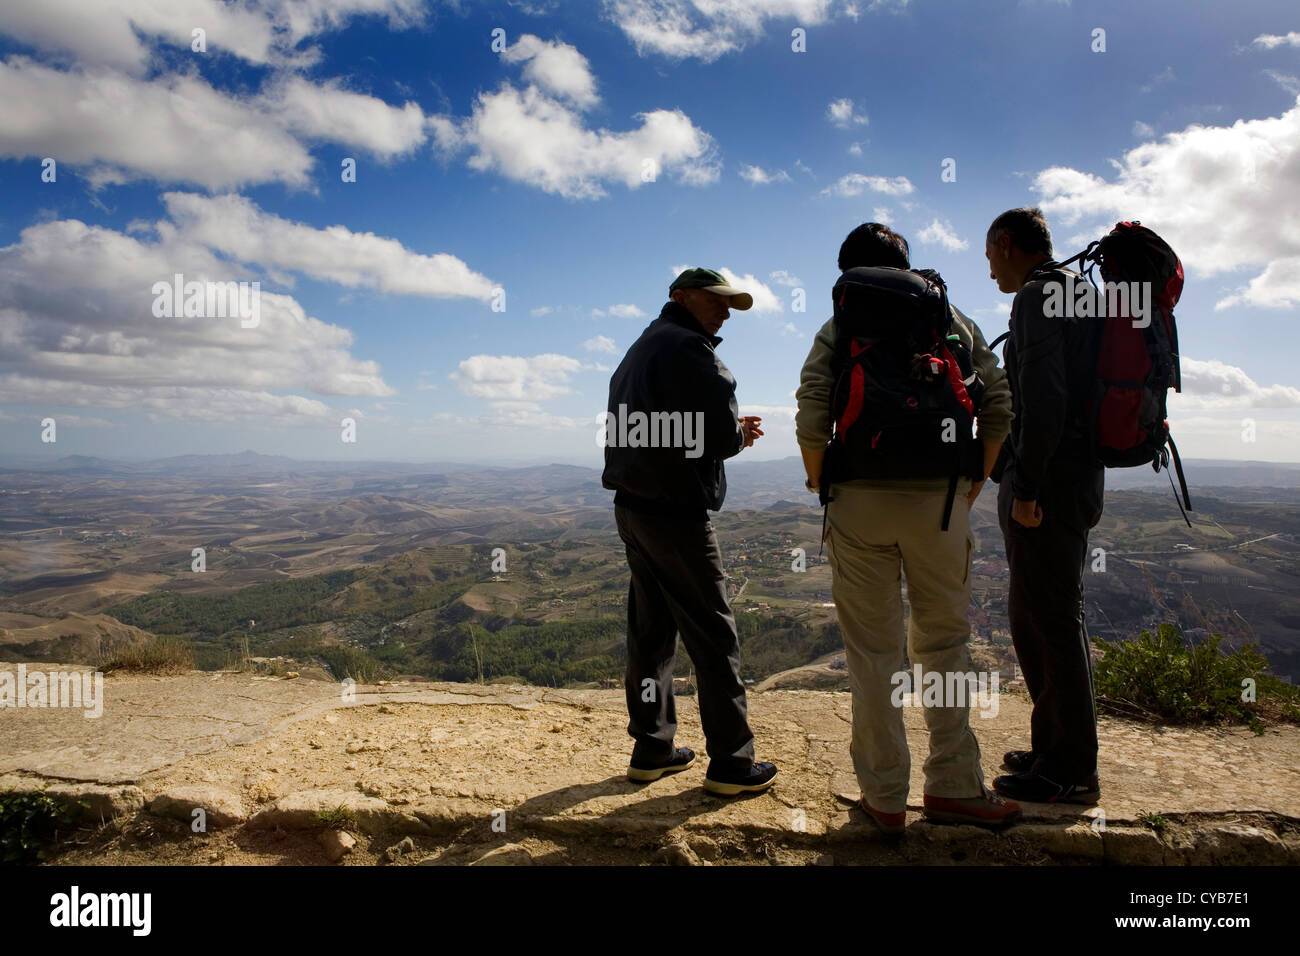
[994,221,1192,523]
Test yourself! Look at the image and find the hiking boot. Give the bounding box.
[1000,753,1101,802]
[627,746,695,782]
[1071,773,1102,803]
[703,761,778,796]
[993,769,1100,805]
[1002,749,1036,773]
[859,797,906,835]
[923,788,1022,829]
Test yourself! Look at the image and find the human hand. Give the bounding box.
[740,416,764,447]
[966,479,985,509]
[1011,498,1043,527]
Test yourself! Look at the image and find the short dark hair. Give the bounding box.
[838,222,910,271]
[986,207,1053,256]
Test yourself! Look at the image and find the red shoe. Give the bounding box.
[859,797,906,835]
[923,788,1022,829]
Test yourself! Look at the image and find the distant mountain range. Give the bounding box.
[3,451,1299,495]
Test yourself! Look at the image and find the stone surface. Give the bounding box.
[1017,822,1104,861]
[470,843,534,866]
[0,665,341,781]
[2,670,1296,865]
[688,836,720,861]
[43,783,145,821]
[148,785,246,828]
[248,788,391,832]
[385,836,416,862]
[1103,827,1168,865]
[655,841,701,866]
[319,829,356,862]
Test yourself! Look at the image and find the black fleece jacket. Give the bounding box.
[994,261,1101,500]
[601,301,746,515]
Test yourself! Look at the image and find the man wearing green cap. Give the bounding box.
[601,267,778,796]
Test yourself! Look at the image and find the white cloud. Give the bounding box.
[1252,32,1300,50]
[848,142,863,156]
[264,75,428,160]
[827,97,868,128]
[1032,96,1300,310]
[739,164,791,185]
[0,408,121,428]
[1174,359,1300,408]
[500,34,599,109]
[871,206,892,222]
[969,303,1011,320]
[1214,257,1300,310]
[780,323,802,336]
[1132,120,1156,139]
[414,402,593,433]
[738,404,796,422]
[0,1,269,74]
[0,59,312,190]
[1140,66,1175,93]
[429,59,719,199]
[602,0,836,62]
[0,58,431,190]
[0,374,343,426]
[0,0,427,74]
[1160,412,1300,462]
[161,193,496,299]
[583,335,617,353]
[770,270,803,287]
[450,353,584,403]
[474,407,589,431]
[1265,70,1300,96]
[917,218,969,251]
[821,173,914,197]
[605,304,646,318]
[509,0,561,14]
[0,216,396,426]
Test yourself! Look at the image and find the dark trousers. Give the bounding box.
[614,504,755,773]
[997,464,1104,781]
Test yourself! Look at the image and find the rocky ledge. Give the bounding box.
[1,667,1296,866]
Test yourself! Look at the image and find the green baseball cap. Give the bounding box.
[669,267,754,311]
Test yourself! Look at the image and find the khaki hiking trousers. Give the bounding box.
[825,481,987,813]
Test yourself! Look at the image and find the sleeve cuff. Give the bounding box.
[1010,477,1039,501]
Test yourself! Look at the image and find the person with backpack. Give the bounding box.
[983,206,1106,804]
[602,267,778,797]
[795,223,1020,831]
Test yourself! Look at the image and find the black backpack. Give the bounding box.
[822,266,985,530]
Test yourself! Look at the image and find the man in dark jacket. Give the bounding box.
[984,207,1104,804]
[601,267,777,796]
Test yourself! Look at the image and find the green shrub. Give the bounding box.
[1137,809,1169,833]
[315,644,387,683]
[1093,623,1300,734]
[0,791,86,864]
[313,804,355,829]
[98,636,193,674]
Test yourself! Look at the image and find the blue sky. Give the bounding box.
[2,0,1298,466]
